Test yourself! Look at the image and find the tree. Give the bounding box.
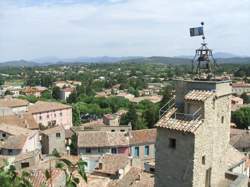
[160,85,173,107]
[143,104,159,128]
[52,86,61,100]
[0,162,32,187]
[241,93,250,104]
[0,76,4,86]
[55,157,87,186]
[232,107,250,129]
[67,91,78,104]
[41,90,53,100]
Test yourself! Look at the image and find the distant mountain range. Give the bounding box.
[0,53,249,68]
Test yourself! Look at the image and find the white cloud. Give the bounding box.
[0,0,249,61]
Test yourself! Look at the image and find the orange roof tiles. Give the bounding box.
[185,90,214,101]
[28,101,71,114]
[0,98,29,108]
[155,114,202,134]
[129,129,156,145]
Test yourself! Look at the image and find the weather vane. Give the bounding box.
[190,22,218,80]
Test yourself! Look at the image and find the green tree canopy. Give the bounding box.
[232,107,250,129]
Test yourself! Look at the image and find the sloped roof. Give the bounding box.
[0,123,35,136]
[108,167,141,187]
[28,101,71,114]
[77,131,129,148]
[185,90,214,101]
[0,134,27,149]
[129,129,156,145]
[41,126,64,135]
[226,145,246,169]
[96,154,130,175]
[155,114,202,134]
[230,130,250,150]
[0,98,29,108]
[30,169,65,187]
[0,113,38,129]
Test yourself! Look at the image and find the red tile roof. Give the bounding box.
[129,129,156,145]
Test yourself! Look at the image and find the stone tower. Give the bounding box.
[155,79,232,187]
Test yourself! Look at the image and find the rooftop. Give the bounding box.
[41,126,64,135]
[0,113,38,129]
[28,101,71,114]
[0,123,35,136]
[0,134,27,149]
[77,131,129,148]
[96,154,130,175]
[155,114,202,134]
[0,98,29,108]
[226,145,246,170]
[129,129,156,145]
[184,90,214,101]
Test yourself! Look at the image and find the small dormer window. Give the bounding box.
[221,116,224,124]
[169,138,176,149]
[56,133,61,138]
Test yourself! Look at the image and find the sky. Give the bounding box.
[0,0,249,61]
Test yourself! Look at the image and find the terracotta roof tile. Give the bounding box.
[77,131,129,148]
[0,113,38,129]
[155,114,202,134]
[129,129,156,145]
[0,98,29,108]
[0,134,27,149]
[185,90,214,101]
[28,101,71,114]
[96,154,130,175]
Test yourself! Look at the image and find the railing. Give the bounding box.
[159,97,175,119]
[174,107,202,121]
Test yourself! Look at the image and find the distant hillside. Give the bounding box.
[0,56,250,68]
[0,60,39,67]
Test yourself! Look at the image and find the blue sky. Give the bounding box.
[0,0,249,61]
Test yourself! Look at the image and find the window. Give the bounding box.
[8,149,13,154]
[56,133,61,138]
[98,148,103,153]
[133,147,140,157]
[47,114,49,119]
[60,112,63,116]
[111,148,117,154]
[120,130,125,132]
[2,133,6,138]
[39,116,42,120]
[221,116,224,124]
[54,113,57,117]
[202,156,206,165]
[86,148,91,153]
[21,162,30,169]
[169,138,176,149]
[144,145,149,156]
[111,129,115,132]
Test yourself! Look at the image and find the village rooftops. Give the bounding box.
[77,131,129,148]
[28,101,71,114]
[103,114,119,120]
[0,98,29,108]
[129,129,156,145]
[96,154,130,175]
[184,90,214,101]
[231,83,250,88]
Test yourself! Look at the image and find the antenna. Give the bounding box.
[191,22,218,80]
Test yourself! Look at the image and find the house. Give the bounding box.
[0,123,40,156]
[129,129,156,160]
[59,87,74,100]
[40,126,66,155]
[232,83,250,95]
[77,131,130,157]
[103,114,120,126]
[0,98,29,113]
[28,101,72,129]
[22,86,47,97]
[95,154,131,179]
